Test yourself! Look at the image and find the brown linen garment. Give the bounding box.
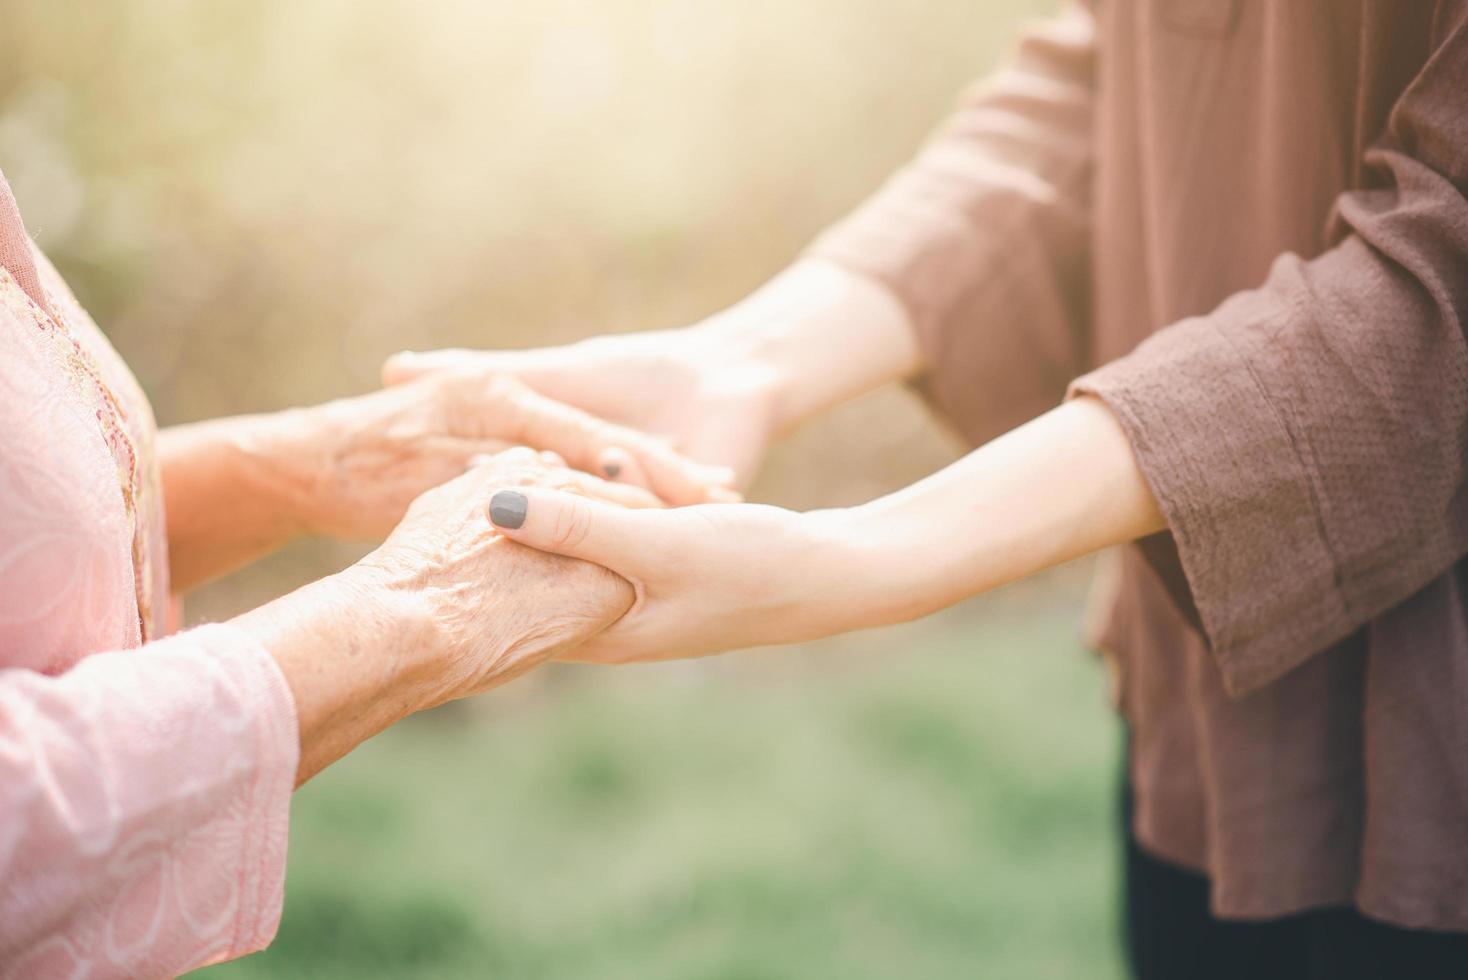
[809,0,1468,930]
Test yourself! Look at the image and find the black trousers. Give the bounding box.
[1122,760,1468,980]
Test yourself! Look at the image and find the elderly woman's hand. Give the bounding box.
[161,368,737,590]
[352,448,636,704]
[247,446,638,784]
[287,369,738,540]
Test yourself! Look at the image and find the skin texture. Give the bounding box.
[155,370,734,783]
[395,259,1163,665]
[161,369,735,591]
[234,453,635,785]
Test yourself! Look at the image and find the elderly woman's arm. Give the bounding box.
[0,457,632,977]
[160,371,738,592]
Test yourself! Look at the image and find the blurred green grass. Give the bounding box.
[198,587,1123,980]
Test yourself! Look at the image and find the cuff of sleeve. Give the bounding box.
[804,172,993,351]
[185,623,299,959]
[1067,315,1351,696]
[807,199,1083,447]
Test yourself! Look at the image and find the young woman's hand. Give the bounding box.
[474,399,1168,668]
[381,259,922,492]
[382,327,781,491]
[478,486,870,663]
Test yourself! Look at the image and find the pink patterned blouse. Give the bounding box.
[0,171,298,977]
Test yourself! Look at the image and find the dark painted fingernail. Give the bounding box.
[489,490,528,529]
[603,461,622,479]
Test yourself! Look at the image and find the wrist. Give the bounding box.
[811,498,955,631]
[213,407,330,538]
[695,259,918,434]
[779,506,906,639]
[689,306,797,426]
[677,312,790,437]
[330,559,443,711]
[247,402,351,538]
[233,562,436,783]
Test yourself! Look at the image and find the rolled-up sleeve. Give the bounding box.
[0,625,298,978]
[806,3,1096,446]
[1070,9,1468,696]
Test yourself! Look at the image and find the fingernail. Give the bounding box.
[603,461,622,479]
[708,487,744,504]
[489,490,528,529]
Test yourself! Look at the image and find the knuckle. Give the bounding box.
[500,445,539,465]
[481,373,522,398]
[493,386,532,437]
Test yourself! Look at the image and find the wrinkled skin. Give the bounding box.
[355,447,637,708]
[295,369,738,542]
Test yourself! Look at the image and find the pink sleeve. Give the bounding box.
[0,625,298,978]
[0,192,299,975]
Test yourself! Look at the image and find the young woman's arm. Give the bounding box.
[382,9,1098,487]
[478,396,1162,663]
[382,258,919,488]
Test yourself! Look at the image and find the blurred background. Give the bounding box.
[0,0,1125,976]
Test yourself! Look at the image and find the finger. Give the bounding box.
[486,487,656,569]
[621,439,740,506]
[564,469,663,509]
[596,445,649,489]
[383,348,498,386]
[574,479,662,509]
[494,445,543,466]
[469,447,658,508]
[517,393,734,504]
[504,387,660,487]
[501,379,735,505]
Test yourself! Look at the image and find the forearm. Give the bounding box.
[160,410,322,591]
[835,396,1164,630]
[230,565,435,785]
[697,258,920,432]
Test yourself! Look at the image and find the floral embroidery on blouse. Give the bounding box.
[0,264,163,642]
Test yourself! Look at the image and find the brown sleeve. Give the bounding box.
[805,5,1096,446]
[1070,7,1468,697]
